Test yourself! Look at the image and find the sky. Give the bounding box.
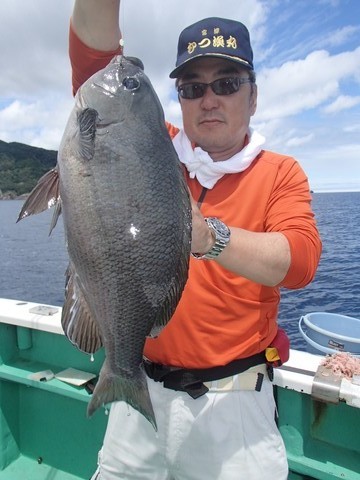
[0,0,359,192]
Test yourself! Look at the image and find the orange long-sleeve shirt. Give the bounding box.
[69,25,322,368]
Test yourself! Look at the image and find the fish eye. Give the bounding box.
[122,76,140,91]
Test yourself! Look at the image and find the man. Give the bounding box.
[70,2,322,479]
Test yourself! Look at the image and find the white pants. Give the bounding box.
[91,369,288,480]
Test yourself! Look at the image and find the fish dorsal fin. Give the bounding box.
[76,108,98,160]
[61,264,103,354]
[17,168,61,234]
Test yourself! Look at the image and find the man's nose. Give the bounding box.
[199,85,220,109]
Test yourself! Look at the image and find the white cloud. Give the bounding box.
[0,101,39,130]
[0,97,73,149]
[295,142,360,189]
[0,0,359,191]
[0,0,73,99]
[343,123,360,133]
[323,95,360,113]
[286,133,314,148]
[255,47,360,122]
[320,25,360,48]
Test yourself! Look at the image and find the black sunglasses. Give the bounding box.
[177,77,254,100]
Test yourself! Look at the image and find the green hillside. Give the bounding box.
[0,140,57,198]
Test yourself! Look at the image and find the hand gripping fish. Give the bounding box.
[17,56,192,430]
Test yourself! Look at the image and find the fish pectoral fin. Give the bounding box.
[149,272,188,338]
[76,107,99,160]
[49,199,62,235]
[149,297,175,338]
[61,264,103,354]
[17,168,61,232]
[149,324,163,338]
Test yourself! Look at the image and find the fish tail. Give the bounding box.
[87,362,157,430]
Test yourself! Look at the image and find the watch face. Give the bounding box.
[207,217,230,239]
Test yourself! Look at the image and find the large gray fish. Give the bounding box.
[17,55,192,429]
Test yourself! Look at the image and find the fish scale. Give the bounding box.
[17,55,192,430]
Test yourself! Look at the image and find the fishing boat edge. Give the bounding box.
[0,298,359,480]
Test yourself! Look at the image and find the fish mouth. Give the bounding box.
[92,82,117,97]
[113,54,144,71]
[125,56,144,71]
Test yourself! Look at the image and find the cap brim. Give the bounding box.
[169,53,253,78]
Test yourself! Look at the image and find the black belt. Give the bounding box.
[143,352,266,399]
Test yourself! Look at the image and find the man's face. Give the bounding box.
[177,58,257,161]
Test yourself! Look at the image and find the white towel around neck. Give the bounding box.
[172,128,265,189]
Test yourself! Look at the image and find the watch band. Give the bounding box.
[192,217,231,260]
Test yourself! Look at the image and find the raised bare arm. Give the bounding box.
[72,0,121,51]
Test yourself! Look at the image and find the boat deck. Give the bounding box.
[0,299,107,479]
[0,298,359,479]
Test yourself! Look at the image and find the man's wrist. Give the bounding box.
[192,217,231,260]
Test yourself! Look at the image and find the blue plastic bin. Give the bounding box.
[299,312,360,356]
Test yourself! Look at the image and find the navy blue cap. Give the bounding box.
[169,17,254,78]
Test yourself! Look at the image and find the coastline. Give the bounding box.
[2,191,360,200]
[0,194,29,200]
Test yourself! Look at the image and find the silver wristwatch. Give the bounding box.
[192,217,231,260]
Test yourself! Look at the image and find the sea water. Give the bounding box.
[1,192,359,350]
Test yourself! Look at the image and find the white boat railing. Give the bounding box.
[1,297,359,408]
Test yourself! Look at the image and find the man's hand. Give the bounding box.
[189,195,214,256]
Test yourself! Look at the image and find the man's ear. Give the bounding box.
[250,84,258,116]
